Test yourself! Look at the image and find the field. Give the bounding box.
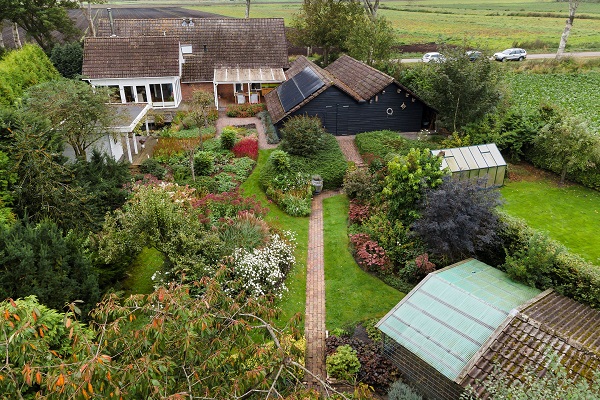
[505,71,600,132]
[164,0,600,52]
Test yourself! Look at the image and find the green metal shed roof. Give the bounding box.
[376,259,541,381]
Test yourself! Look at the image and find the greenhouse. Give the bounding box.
[431,143,506,187]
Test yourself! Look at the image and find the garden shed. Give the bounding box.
[431,144,506,187]
[265,55,436,135]
[377,258,600,399]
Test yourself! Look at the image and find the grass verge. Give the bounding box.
[241,148,309,327]
[501,164,600,265]
[323,195,404,330]
[122,247,164,295]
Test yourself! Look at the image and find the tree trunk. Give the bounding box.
[560,166,567,185]
[0,22,4,49]
[12,23,22,48]
[189,149,196,181]
[362,0,379,20]
[85,2,96,37]
[556,0,579,59]
[245,0,250,18]
[323,47,329,66]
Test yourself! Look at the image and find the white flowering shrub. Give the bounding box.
[229,232,296,298]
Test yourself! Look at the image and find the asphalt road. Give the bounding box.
[400,51,600,63]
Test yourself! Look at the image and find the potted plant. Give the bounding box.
[311,174,323,194]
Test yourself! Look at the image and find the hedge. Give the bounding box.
[355,130,434,163]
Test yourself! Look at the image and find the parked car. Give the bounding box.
[466,50,483,61]
[493,48,527,62]
[422,52,446,63]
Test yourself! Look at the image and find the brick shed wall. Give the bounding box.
[383,335,465,400]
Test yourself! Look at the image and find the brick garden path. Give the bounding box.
[304,136,365,393]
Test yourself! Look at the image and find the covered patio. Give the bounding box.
[213,67,286,108]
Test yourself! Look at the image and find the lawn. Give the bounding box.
[241,148,309,327]
[323,195,403,330]
[122,247,164,295]
[501,164,600,265]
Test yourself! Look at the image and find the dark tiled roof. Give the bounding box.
[460,291,600,398]
[82,36,180,79]
[94,18,288,81]
[325,55,394,100]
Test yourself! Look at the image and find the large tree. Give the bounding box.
[402,46,502,132]
[345,15,396,66]
[23,79,115,160]
[532,110,600,184]
[0,282,328,398]
[0,0,79,52]
[290,0,364,65]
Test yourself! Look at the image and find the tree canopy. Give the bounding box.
[23,79,115,160]
[0,0,79,52]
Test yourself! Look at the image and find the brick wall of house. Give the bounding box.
[382,335,465,400]
[181,82,214,102]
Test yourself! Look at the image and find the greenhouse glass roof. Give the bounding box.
[376,259,540,381]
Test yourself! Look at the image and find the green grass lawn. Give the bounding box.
[501,166,600,265]
[241,149,309,327]
[122,247,164,295]
[323,195,404,330]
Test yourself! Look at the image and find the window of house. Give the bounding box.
[150,84,163,103]
[235,83,243,93]
[107,85,121,103]
[161,84,174,102]
[136,86,147,103]
[181,44,193,54]
[251,82,261,91]
[124,86,135,102]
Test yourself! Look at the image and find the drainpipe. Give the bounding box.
[107,8,116,37]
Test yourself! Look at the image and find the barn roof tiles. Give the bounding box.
[82,36,180,79]
[325,55,394,100]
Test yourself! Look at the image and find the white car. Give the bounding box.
[493,48,527,62]
[422,52,445,63]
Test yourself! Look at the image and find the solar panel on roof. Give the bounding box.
[276,67,324,112]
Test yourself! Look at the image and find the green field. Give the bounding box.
[166,0,600,52]
[505,71,600,132]
[501,166,600,266]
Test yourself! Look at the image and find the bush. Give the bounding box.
[225,103,265,117]
[349,233,392,274]
[222,157,255,181]
[257,110,280,144]
[348,200,371,225]
[220,127,237,150]
[232,137,258,160]
[192,190,267,224]
[139,158,167,179]
[355,131,433,162]
[193,151,215,176]
[326,336,399,393]
[218,211,270,254]
[326,345,361,382]
[388,381,423,400]
[343,167,380,202]
[279,193,312,217]
[280,116,325,156]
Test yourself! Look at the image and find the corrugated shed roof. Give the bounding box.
[461,291,600,398]
[94,18,288,82]
[432,144,506,173]
[213,68,285,84]
[82,36,180,79]
[377,259,541,381]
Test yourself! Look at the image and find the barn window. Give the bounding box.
[386,107,393,115]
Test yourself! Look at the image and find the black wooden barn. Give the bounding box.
[265,55,436,136]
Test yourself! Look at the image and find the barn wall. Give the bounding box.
[382,335,465,400]
[279,83,430,135]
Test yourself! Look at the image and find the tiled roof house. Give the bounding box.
[377,259,600,399]
[265,55,436,135]
[82,17,289,108]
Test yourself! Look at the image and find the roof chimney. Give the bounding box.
[107,8,116,36]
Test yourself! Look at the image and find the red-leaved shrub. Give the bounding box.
[232,137,258,160]
[348,200,371,224]
[349,233,391,273]
[415,253,436,274]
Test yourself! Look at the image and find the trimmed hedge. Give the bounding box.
[225,103,265,117]
[496,213,600,309]
[355,130,435,163]
[288,133,347,190]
